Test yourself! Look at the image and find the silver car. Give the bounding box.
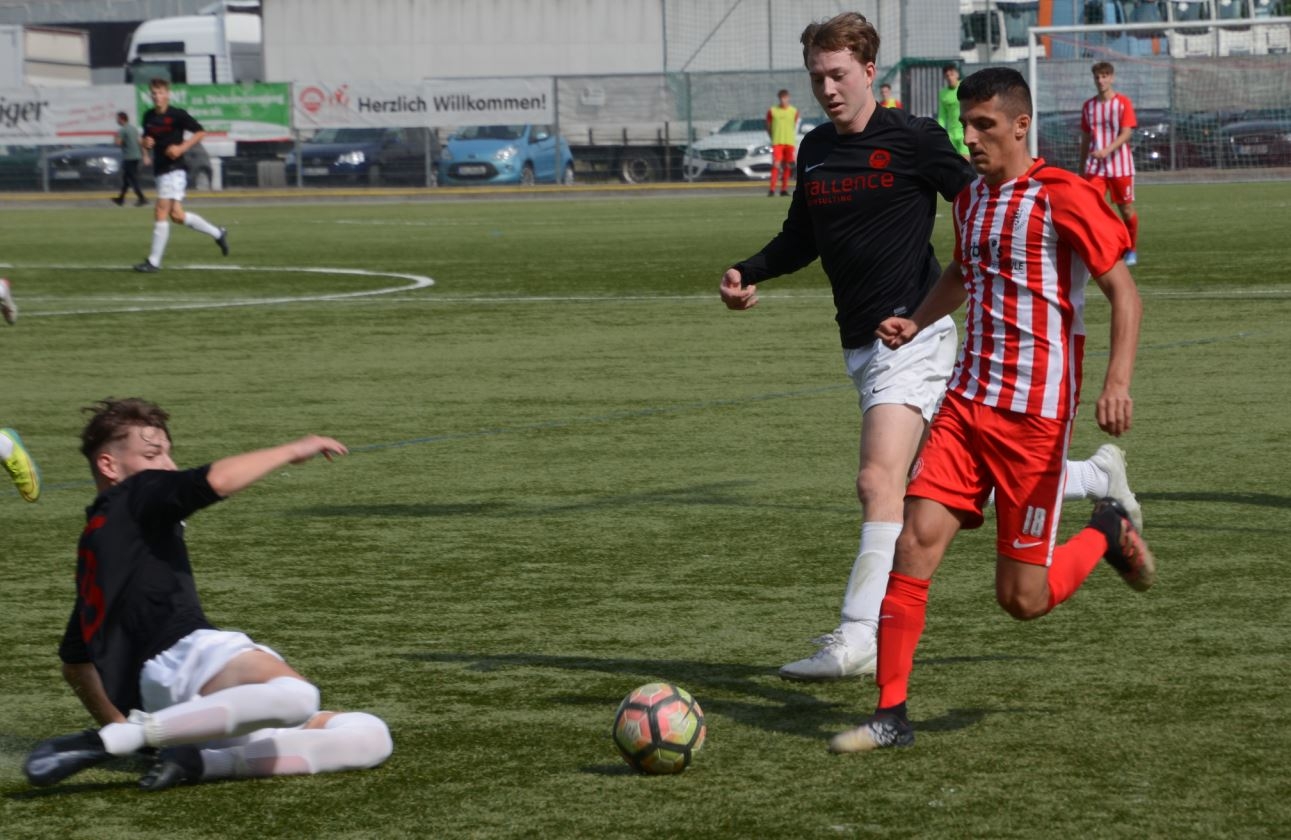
[682,117,815,182]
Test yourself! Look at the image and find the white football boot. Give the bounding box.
[778,628,877,681]
[1089,443,1143,532]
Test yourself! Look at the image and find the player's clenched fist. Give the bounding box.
[720,268,758,310]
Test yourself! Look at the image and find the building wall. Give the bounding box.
[262,0,960,81]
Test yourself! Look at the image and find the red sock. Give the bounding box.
[770,167,780,192]
[1125,212,1139,249]
[876,572,930,709]
[1045,526,1109,612]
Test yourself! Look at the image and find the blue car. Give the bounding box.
[440,124,574,186]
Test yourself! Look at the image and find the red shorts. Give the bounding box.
[907,392,1074,566]
[772,144,796,165]
[1085,173,1134,205]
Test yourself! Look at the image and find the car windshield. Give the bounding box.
[1169,0,1210,22]
[719,119,767,133]
[455,125,526,141]
[310,129,387,144]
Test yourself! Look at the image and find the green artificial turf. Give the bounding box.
[1,182,1289,838]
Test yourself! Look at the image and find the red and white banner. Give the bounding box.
[0,85,135,144]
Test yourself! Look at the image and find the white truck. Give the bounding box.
[960,0,1041,63]
[124,10,263,86]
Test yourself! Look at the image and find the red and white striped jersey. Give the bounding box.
[1081,93,1137,178]
[948,159,1131,420]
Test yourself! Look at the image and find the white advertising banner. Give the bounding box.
[423,77,553,127]
[292,78,554,129]
[0,85,135,144]
[292,81,435,130]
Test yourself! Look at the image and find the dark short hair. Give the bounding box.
[80,398,171,465]
[777,88,790,97]
[943,63,959,74]
[801,12,880,67]
[149,77,170,90]
[958,66,1033,118]
[116,111,128,121]
[1092,61,1115,75]
[880,83,891,90]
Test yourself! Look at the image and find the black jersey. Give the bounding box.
[734,106,974,348]
[59,467,222,713]
[140,105,204,176]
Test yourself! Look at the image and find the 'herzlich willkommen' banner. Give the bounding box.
[293,78,554,130]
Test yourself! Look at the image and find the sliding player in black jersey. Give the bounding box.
[24,398,391,791]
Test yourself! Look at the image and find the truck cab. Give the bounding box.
[960,1,1041,63]
[125,12,262,85]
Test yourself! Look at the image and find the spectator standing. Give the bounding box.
[766,89,801,196]
[112,111,148,207]
[937,64,969,157]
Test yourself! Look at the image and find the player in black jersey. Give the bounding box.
[134,78,229,273]
[24,398,391,790]
[718,13,1137,688]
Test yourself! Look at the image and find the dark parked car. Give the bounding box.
[0,145,45,190]
[284,127,437,186]
[1036,109,1183,172]
[45,143,213,191]
[1219,118,1291,168]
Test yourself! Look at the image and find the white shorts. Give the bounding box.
[155,169,188,202]
[139,628,282,712]
[844,315,958,422]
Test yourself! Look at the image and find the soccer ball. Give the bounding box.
[611,682,706,774]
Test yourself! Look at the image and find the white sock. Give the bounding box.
[98,718,148,755]
[839,521,901,644]
[137,677,320,748]
[148,221,170,267]
[0,433,13,459]
[1064,458,1109,500]
[182,212,221,238]
[200,712,393,780]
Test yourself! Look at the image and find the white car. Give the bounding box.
[682,117,816,182]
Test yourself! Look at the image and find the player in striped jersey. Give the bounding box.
[1080,62,1139,266]
[830,67,1155,754]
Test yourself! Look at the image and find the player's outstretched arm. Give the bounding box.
[206,435,347,498]
[1093,262,1142,437]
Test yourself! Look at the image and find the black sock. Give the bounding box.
[877,701,908,720]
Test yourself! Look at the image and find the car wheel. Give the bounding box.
[562,163,575,186]
[367,164,383,186]
[520,163,536,186]
[619,150,661,184]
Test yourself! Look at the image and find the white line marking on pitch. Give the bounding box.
[7,264,434,317]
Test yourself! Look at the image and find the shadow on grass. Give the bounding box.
[403,651,1039,742]
[289,480,855,519]
[2,751,151,800]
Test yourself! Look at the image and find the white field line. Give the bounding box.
[2,264,433,317]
